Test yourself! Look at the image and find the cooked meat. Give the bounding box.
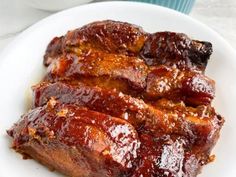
[8,20,224,177]
[7,101,140,177]
[150,98,224,152]
[43,20,214,105]
[140,32,213,72]
[44,21,212,72]
[44,51,215,105]
[32,82,223,152]
[32,82,151,127]
[45,51,148,90]
[64,20,146,55]
[44,20,147,66]
[44,36,64,66]
[145,65,215,105]
[7,100,214,177]
[131,133,204,177]
[8,99,218,177]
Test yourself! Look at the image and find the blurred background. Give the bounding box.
[0,0,235,51]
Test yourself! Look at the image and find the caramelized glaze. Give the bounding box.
[8,20,224,177]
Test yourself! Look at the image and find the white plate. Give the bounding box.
[0,1,236,177]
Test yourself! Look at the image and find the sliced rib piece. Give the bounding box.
[32,82,148,127]
[140,32,213,72]
[32,82,223,152]
[43,20,214,105]
[146,65,215,106]
[44,20,147,66]
[7,101,140,177]
[44,36,64,66]
[44,20,212,73]
[45,52,215,105]
[151,98,224,152]
[7,100,213,177]
[64,20,147,56]
[132,133,205,177]
[45,51,148,90]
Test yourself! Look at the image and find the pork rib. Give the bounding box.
[140,32,213,72]
[32,81,223,152]
[44,21,212,72]
[7,101,140,177]
[8,20,224,177]
[45,51,215,105]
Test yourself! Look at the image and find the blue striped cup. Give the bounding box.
[132,0,196,14]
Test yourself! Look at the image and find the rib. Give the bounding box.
[7,101,140,177]
[43,20,214,105]
[45,53,215,105]
[146,65,215,105]
[132,133,205,177]
[44,20,147,66]
[44,36,64,66]
[64,20,147,56]
[44,51,148,90]
[7,100,213,177]
[140,32,213,72]
[32,82,223,152]
[32,81,148,127]
[8,20,223,177]
[44,21,212,73]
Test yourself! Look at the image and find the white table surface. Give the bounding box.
[0,0,236,52]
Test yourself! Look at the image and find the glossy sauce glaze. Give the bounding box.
[8,20,224,177]
[32,82,223,152]
[8,100,140,175]
[45,52,215,106]
[44,20,214,106]
[140,32,212,72]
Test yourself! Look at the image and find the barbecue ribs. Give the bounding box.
[7,20,224,177]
